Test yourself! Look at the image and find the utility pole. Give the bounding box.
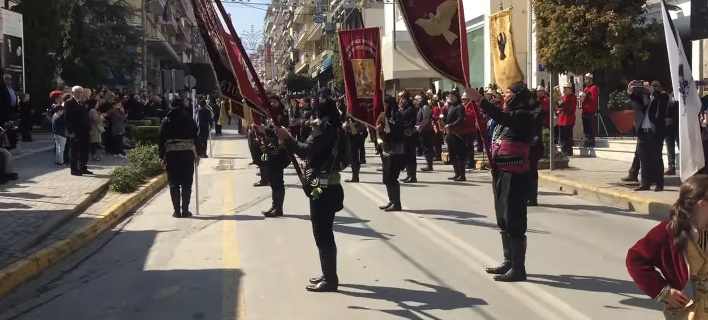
[141,0,148,91]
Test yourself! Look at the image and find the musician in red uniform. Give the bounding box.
[461,92,479,169]
[556,83,577,156]
[537,87,551,129]
[579,73,599,147]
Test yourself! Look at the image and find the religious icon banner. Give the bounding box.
[338,27,383,126]
[489,9,524,90]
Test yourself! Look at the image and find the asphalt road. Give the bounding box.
[0,126,665,320]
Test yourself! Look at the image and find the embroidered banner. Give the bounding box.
[338,27,383,126]
[489,9,524,90]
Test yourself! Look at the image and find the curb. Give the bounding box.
[0,173,168,299]
[537,172,673,218]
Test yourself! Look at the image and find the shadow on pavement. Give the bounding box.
[406,209,550,235]
[539,203,661,221]
[341,279,487,320]
[526,274,660,311]
[283,213,395,240]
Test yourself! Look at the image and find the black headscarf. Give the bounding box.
[505,82,531,111]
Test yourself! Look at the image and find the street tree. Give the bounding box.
[59,0,142,88]
[330,33,344,91]
[533,0,661,74]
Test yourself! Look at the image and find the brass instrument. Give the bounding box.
[552,85,562,103]
[345,118,358,135]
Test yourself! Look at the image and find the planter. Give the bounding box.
[538,158,570,170]
[610,110,635,134]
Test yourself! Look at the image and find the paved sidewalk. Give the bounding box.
[538,156,678,217]
[0,150,127,271]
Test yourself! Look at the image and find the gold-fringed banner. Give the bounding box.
[489,9,524,90]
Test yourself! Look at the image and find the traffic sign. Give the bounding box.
[184,75,197,89]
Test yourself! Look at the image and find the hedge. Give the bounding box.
[125,124,137,139]
[109,143,164,193]
[145,117,161,126]
[127,120,152,126]
[134,126,160,144]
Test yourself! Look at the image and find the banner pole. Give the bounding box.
[213,0,305,185]
[195,160,200,215]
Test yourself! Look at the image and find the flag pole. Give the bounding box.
[213,0,306,186]
[194,160,200,215]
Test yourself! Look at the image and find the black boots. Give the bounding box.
[181,187,193,217]
[170,187,181,218]
[421,155,433,172]
[307,248,338,292]
[494,236,527,282]
[449,160,466,181]
[385,183,402,212]
[263,189,284,217]
[486,232,512,275]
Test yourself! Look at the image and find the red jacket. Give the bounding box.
[581,85,599,114]
[461,102,479,134]
[539,96,550,128]
[557,94,577,126]
[626,220,689,299]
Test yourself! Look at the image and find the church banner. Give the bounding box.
[489,9,524,90]
[222,29,263,111]
[395,0,467,85]
[338,27,383,126]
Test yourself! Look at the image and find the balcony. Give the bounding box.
[148,0,166,15]
[310,49,332,68]
[295,27,309,49]
[146,26,181,64]
[306,23,323,43]
[160,17,179,35]
[295,53,310,74]
[293,4,306,24]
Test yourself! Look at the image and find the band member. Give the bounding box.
[399,91,418,183]
[416,94,434,172]
[159,98,200,218]
[378,95,405,212]
[460,92,478,170]
[469,82,534,282]
[527,90,545,206]
[258,96,291,217]
[579,73,598,148]
[556,83,577,156]
[431,94,444,161]
[626,175,708,318]
[341,103,367,183]
[537,86,551,129]
[274,88,346,292]
[444,90,467,181]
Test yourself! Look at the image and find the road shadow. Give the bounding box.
[539,203,661,221]
[526,274,660,311]
[406,209,549,235]
[283,213,394,240]
[341,279,487,320]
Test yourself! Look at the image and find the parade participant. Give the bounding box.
[298,98,314,142]
[628,80,667,192]
[273,87,346,292]
[158,98,200,218]
[444,90,467,181]
[626,174,708,318]
[257,96,291,217]
[556,83,577,156]
[378,95,405,212]
[431,94,444,161]
[460,92,478,170]
[196,100,213,158]
[537,86,551,129]
[469,82,534,282]
[399,91,418,183]
[341,103,367,183]
[527,90,545,206]
[579,73,598,148]
[288,98,302,140]
[416,94,434,172]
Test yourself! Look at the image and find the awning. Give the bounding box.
[320,55,333,73]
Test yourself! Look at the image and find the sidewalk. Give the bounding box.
[537,156,678,218]
[0,149,127,272]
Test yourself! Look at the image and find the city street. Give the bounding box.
[0,128,664,320]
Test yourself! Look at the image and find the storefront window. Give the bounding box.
[467,28,484,88]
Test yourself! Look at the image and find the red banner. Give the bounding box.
[223,30,262,110]
[395,0,467,85]
[396,0,492,170]
[338,27,383,126]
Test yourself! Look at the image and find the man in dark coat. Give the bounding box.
[64,86,92,176]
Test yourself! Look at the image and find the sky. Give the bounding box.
[223,0,269,51]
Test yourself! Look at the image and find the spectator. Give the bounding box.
[52,105,67,167]
[64,86,93,176]
[0,74,18,124]
[18,93,32,142]
[105,98,127,157]
[87,97,104,161]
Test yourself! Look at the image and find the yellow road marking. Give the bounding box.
[221,136,247,320]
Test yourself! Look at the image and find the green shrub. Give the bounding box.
[134,126,160,144]
[125,124,137,139]
[542,128,567,160]
[145,117,161,126]
[109,166,144,193]
[127,120,152,126]
[128,143,163,177]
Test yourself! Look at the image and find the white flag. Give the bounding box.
[661,1,705,181]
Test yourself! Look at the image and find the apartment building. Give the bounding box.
[129,0,202,93]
